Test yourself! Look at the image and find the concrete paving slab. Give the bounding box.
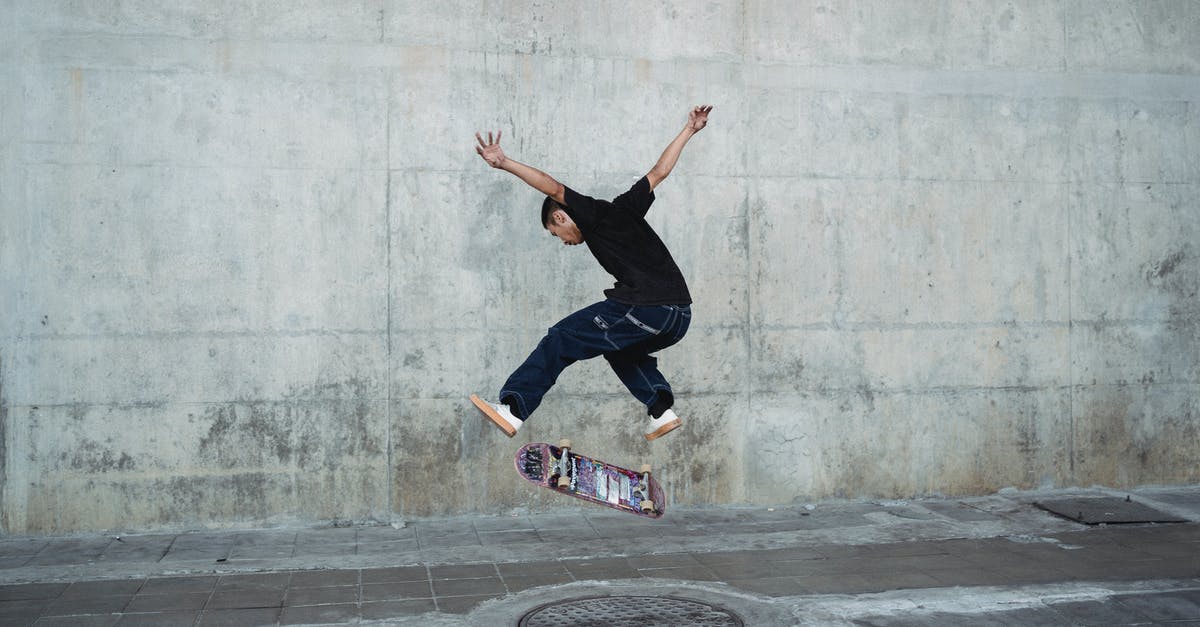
[0,487,1197,624]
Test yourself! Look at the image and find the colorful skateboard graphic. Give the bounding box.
[515,440,666,519]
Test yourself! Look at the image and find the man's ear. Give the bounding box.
[552,209,568,225]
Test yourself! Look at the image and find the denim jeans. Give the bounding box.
[500,300,692,421]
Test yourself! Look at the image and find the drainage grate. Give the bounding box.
[1035,497,1188,525]
[518,595,744,627]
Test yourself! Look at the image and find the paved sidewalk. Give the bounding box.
[0,486,1198,625]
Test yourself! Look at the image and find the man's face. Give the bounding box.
[546,210,584,246]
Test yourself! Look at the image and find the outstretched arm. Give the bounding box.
[475,131,566,205]
[646,105,712,190]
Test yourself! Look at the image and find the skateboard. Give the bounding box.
[515,440,666,519]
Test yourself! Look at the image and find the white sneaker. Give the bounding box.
[645,408,682,441]
[470,394,522,437]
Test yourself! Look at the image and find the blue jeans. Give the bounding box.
[500,300,692,421]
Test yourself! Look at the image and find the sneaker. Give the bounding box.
[470,394,522,437]
[645,408,682,441]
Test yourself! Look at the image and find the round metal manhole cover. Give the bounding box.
[518,595,744,626]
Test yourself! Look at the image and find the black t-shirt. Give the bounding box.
[561,176,692,306]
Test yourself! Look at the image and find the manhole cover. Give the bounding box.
[518,595,744,626]
[1035,497,1188,524]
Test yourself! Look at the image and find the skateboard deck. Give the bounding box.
[515,441,666,519]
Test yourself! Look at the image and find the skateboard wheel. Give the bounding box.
[640,463,651,474]
[557,476,570,489]
[640,500,655,513]
[558,438,572,449]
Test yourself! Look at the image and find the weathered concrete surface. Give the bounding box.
[1,1,1198,533]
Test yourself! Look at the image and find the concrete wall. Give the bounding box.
[2,1,1198,534]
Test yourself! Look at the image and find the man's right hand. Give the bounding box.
[475,131,507,168]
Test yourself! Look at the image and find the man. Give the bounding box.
[470,105,712,441]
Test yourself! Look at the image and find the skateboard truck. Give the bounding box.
[636,464,655,513]
[556,439,572,488]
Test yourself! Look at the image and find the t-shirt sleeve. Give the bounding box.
[612,176,656,217]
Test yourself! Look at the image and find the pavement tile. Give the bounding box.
[763,547,826,561]
[361,566,427,584]
[691,550,767,565]
[1121,540,1200,558]
[232,532,296,547]
[279,602,359,625]
[536,528,599,543]
[170,533,236,547]
[725,576,804,597]
[502,573,575,591]
[431,576,506,597]
[792,574,876,594]
[0,598,50,620]
[293,527,359,543]
[0,556,32,569]
[922,567,1016,587]
[215,573,291,591]
[160,549,231,562]
[637,566,720,581]
[115,611,200,626]
[291,542,358,558]
[1050,558,1133,580]
[284,585,358,607]
[417,533,479,548]
[361,581,432,602]
[1045,599,1157,626]
[1072,544,1161,562]
[95,549,168,564]
[1114,591,1200,621]
[590,524,664,539]
[367,540,418,554]
[495,561,569,577]
[32,615,121,627]
[769,559,837,578]
[360,598,437,620]
[197,607,281,627]
[355,526,416,542]
[26,551,106,567]
[429,563,497,580]
[918,500,1003,522]
[417,519,476,534]
[627,553,704,569]
[705,557,782,576]
[561,557,642,579]
[288,569,359,589]
[796,557,892,576]
[227,545,296,560]
[61,581,145,598]
[529,513,591,530]
[473,516,535,532]
[206,589,285,610]
[42,595,132,616]
[138,577,217,595]
[855,571,944,593]
[0,583,69,601]
[0,539,49,557]
[988,564,1075,585]
[436,593,503,614]
[125,592,210,612]
[477,530,539,546]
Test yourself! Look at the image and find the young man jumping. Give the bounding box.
[470,105,712,441]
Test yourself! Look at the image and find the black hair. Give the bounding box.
[540,196,565,229]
